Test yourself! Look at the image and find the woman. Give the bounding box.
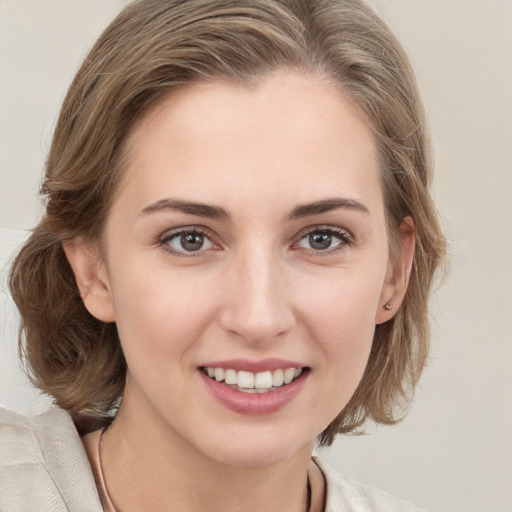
[1,0,445,510]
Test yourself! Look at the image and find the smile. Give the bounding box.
[202,367,303,394]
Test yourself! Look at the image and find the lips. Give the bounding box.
[199,359,309,415]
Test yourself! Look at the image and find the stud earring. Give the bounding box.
[384,302,393,311]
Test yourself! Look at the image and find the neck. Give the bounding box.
[100,391,319,512]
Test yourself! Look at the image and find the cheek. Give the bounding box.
[295,267,382,379]
[297,265,382,334]
[108,259,220,374]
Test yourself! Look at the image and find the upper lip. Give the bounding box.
[200,358,307,373]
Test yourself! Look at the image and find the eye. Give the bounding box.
[161,228,215,255]
[295,227,352,253]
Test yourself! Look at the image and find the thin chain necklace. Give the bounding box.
[98,427,312,512]
[98,427,119,512]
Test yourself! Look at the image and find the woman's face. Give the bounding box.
[84,71,402,467]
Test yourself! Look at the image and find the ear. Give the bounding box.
[375,217,415,325]
[62,239,116,322]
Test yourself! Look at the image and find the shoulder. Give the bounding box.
[314,457,428,512]
[0,406,103,511]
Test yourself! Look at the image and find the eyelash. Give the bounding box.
[293,225,353,255]
[159,227,217,258]
[158,225,353,258]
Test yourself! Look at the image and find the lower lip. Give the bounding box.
[200,370,308,415]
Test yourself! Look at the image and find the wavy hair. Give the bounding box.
[9,0,446,445]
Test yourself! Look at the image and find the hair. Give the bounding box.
[9,0,446,445]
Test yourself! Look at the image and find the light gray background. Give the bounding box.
[1,1,511,511]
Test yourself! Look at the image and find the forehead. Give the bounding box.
[116,71,381,215]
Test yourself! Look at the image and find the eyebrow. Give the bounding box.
[140,198,231,220]
[139,196,369,221]
[287,198,369,219]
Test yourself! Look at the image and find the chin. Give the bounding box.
[196,426,314,469]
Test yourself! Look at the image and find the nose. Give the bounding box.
[218,246,295,345]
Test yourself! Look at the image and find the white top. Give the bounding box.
[0,407,427,511]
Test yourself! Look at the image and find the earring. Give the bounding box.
[384,302,393,311]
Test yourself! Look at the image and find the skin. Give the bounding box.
[67,71,414,512]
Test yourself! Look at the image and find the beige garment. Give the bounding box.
[0,406,102,512]
[0,406,427,512]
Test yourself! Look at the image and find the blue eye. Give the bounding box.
[162,229,215,254]
[296,228,352,252]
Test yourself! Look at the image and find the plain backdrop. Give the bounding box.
[1,1,511,511]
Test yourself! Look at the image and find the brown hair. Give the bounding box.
[9,0,446,445]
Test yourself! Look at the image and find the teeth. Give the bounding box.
[224,369,237,385]
[272,369,284,387]
[283,368,296,384]
[254,371,273,389]
[237,371,255,389]
[237,387,270,394]
[204,366,304,391]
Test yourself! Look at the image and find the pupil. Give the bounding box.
[310,233,331,250]
[181,233,204,251]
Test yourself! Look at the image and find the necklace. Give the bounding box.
[98,427,312,512]
[98,426,119,512]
